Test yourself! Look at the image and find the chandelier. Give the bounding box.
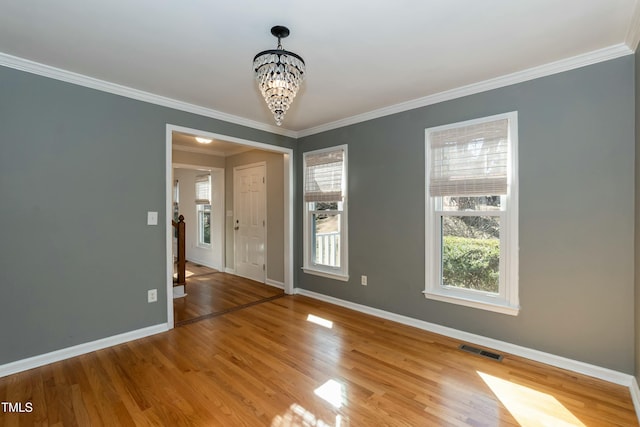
[253,26,306,126]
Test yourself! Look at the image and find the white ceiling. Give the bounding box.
[1,1,638,136]
[172,131,254,157]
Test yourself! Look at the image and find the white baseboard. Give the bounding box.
[295,288,634,387]
[266,278,285,289]
[186,258,219,271]
[630,377,640,422]
[173,285,187,299]
[0,323,169,378]
[224,267,235,274]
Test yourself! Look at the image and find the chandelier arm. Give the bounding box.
[253,49,305,65]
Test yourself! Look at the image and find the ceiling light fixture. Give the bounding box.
[253,25,305,126]
[195,137,212,144]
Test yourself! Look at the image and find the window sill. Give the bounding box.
[422,290,519,316]
[302,267,349,282]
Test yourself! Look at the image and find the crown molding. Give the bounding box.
[1,43,633,142]
[297,43,633,138]
[0,52,298,139]
[626,0,640,51]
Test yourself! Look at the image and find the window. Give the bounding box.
[425,112,518,315]
[303,145,348,281]
[195,174,211,247]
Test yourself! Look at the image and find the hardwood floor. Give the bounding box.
[173,262,283,326]
[1,295,637,426]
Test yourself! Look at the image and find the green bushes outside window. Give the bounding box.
[442,236,499,293]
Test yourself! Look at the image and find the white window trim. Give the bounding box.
[302,145,349,282]
[424,112,519,315]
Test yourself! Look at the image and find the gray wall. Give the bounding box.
[225,149,285,283]
[0,65,294,365]
[297,56,636,373]
[1,54,636,375]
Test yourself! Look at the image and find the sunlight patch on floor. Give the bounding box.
[271,403,340,427]
[477,371,586,426]
[307,314,334,329]
[314,379,344,408]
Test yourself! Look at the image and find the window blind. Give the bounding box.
[304,148,344,202]
[429,118,509,197]
[195,174,211,205]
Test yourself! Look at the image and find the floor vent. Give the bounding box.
[459,344,503,362]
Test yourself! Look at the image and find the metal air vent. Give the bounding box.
[459,344,503,361]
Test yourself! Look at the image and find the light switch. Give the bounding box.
[147,211,158,225]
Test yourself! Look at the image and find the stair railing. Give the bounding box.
[172,215,186,287]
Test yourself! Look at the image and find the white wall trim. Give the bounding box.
[185,258,219,271]
[0,324,168,378]
[225,267,236,274]
[0,52,296,138]
[265,279,285,289]
[295,289,635,387]
[625,0,640,51]
[630,377,640,424]
[297,44,633,137]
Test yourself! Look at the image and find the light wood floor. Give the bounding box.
[173,262,283,326]
[0,295,636,426]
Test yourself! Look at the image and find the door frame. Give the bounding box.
[233,162,267,282]
[165,124,294,328]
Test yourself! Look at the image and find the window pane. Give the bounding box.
[312,201,339,211]
[442,196,501,212]
[198,205,211,246]
[441,216,500,293]
[202,210,211,244]
[312,212,340,267]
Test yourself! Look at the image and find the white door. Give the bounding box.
[234,164,266,282]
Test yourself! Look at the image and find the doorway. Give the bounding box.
[165,124,294,328]
[173,165,224,272]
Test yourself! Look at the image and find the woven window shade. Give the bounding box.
[429,118,509,197]
[304,148,344,202]
[195,174,211,205]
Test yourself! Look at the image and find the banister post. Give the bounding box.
[176,215,186,286]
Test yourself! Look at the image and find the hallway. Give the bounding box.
[173,261,284,326]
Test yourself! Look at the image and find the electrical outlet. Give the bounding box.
[361,275,367,286]
[147,289,158,303]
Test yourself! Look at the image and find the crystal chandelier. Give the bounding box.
[253,26,305,126]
